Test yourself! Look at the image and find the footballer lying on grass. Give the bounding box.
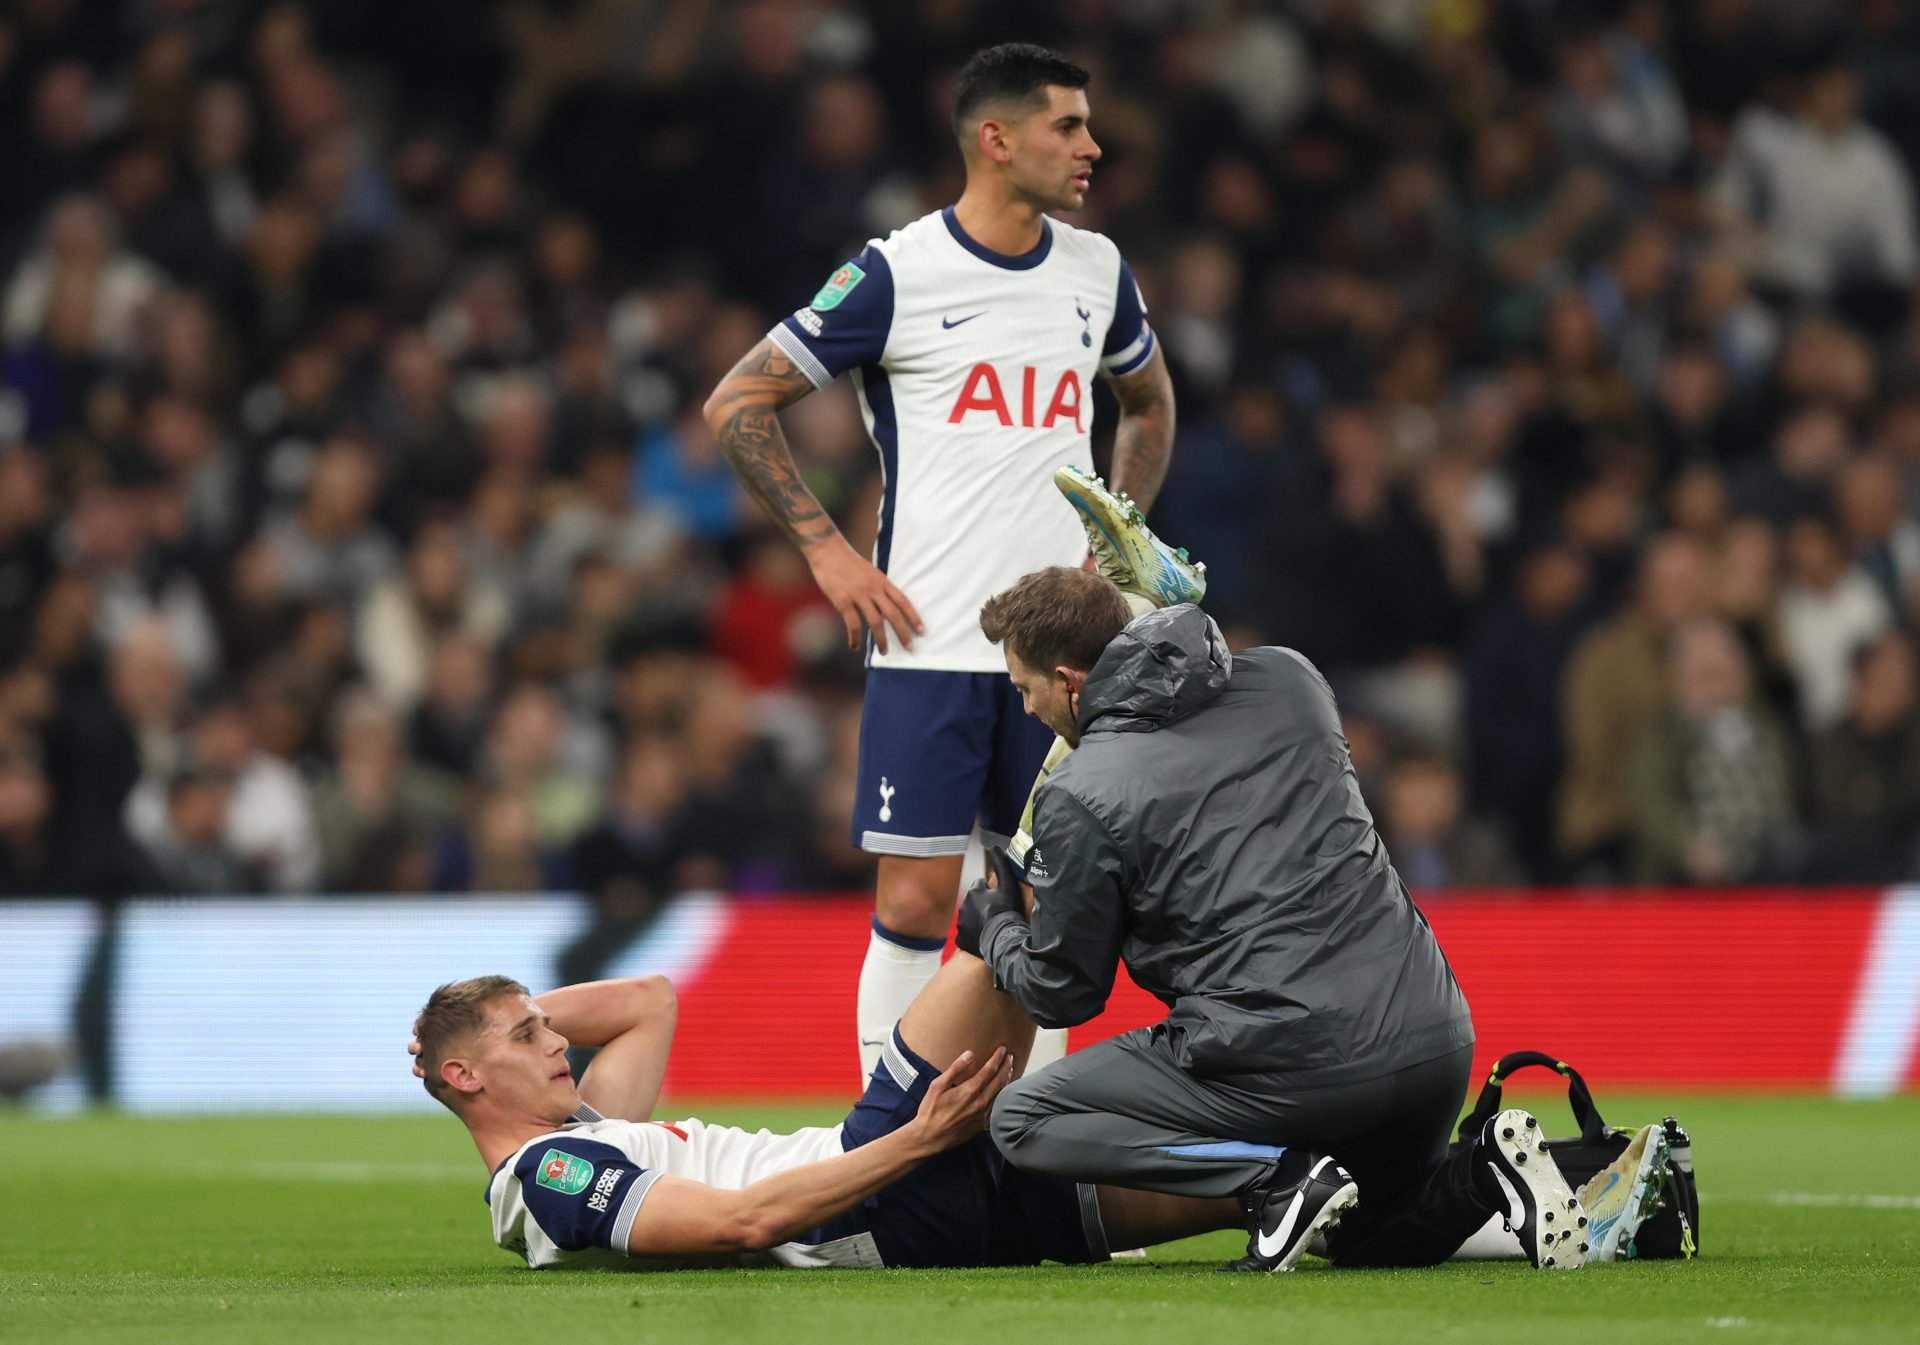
[410,955,1264,1271]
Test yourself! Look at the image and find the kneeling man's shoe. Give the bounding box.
[1222,1154,1359,1273]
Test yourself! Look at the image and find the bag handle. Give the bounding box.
[1455,1050,1611,1146]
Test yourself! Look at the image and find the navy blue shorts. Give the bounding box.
[839,1027,1109,1269]
[852,669,1056,857]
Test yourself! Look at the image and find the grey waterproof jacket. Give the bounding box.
[980,605,1474,1085]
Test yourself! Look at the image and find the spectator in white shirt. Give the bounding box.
[126,695,321,893]
[1713,57,1918,301]
[1777,512,1896,732]
[3,195,164,359]
[356,520,509,711]
[261,437,398,603]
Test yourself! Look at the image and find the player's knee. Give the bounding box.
[874,874,957,938]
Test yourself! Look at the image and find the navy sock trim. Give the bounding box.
[871,915,947,953]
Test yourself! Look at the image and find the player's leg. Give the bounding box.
[883,954,1130,1271]
[1005,737,1073,869]
[883,958,1239,1267]
[1091,1187,1244,1252]
[1004,467,1209,872]
[894,949,1038,1077]
[983,471,1205,1066]
[852,670,999,1079]
[859,853,964,1072]
[980,674,1071,1070]
[1054,465,1208,609]
[841,951,1041,1269]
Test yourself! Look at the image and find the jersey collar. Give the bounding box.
[483,1118,589,1205]
[942,206,1053,271]
[484,1148,514,1205]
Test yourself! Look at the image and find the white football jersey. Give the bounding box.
[488,1114,888,1270]
[769,208,1156,672]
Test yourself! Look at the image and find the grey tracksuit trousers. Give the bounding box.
[991,1027,1495,1267]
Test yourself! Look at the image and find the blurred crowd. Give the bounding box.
[4,0,1920,911]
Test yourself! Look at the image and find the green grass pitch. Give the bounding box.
[3,1092,1915,1345]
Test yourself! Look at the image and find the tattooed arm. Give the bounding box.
[703,339,833,547]
[1103,343,1176,513]
[703,339,923,652]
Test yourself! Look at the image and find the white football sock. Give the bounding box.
[857,918,945,1082]
[1024,1026,1069,1073]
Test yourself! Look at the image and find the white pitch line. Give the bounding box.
[176,1159,477,1183]
[1705,1192,1920,1211]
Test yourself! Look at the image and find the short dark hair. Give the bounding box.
[166,756,234,800]
[952,43,1090,142]
[979,567,1130,674]
[414,975,528,1109]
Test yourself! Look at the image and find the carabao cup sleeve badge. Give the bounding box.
[534,1148,594,1195]
[810,262,866,311]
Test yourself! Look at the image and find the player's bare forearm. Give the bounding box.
[1105,345,1175,513]
[703,338,840,552]
[707,338,923,652]
[625,1049,1009,1255]
[624,1126,935,1256]
[535,977,677,1120]
[746,1124,937,1246]
[533,977,673,1048]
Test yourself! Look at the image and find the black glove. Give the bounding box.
[956,848,1025,958]
[984,844,1025,899]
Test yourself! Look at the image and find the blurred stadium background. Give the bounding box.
[0,0,1918,1118]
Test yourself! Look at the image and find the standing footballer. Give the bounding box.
[704,43,1200,1079]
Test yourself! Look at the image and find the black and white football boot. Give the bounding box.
[1222,1154,1361,1273]
[1480,1108,1588,1269]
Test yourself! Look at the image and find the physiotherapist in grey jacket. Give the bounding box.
[961,566,1586,1272]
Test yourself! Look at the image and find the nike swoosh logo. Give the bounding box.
[1255,1190,1305,1258]
[1491,1167,1526,1228]
[942,312,985,329]
[1593,1173,1621,1201]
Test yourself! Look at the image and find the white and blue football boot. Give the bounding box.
[1053,465,1207,610]
[1580,1124,1671,1262]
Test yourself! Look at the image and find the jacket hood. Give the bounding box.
[1079,604,1232,735]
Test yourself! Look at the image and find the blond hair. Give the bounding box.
[413,975,528,1108]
